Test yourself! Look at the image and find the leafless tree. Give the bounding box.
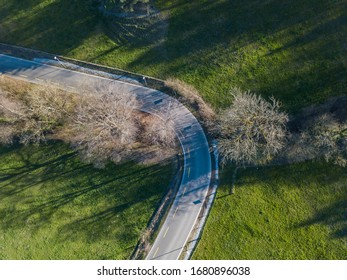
[217,88,289,166]
[141,104,176,149]
[59,83,139,166]
[0,88,29,144]
[21,84,75,144]
[147,118,175,147]
[0,125,16,145]
[0,83,74,145]
[26,84,75,125]
[105,0,150,12]
[299,114,347,167]
[1,78,178,166]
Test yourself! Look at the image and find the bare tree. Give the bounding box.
[26,84,75,125]
[59,83,139,166]
[105,0,150,12]
[0,125,16,145]
[1,77,178,166]
[141,103,176,149]
[299,114,347,167]
[146,117,175,147]
[0,88,29,144]
[0,83,75,145]
[217,88,289,166]
[21,84,75,144]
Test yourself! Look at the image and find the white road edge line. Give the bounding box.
[153,247,160,258]
[163,227,170,238]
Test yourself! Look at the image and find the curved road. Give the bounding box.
[0,54,212,260]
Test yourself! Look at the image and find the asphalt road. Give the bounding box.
[0,54,212,260]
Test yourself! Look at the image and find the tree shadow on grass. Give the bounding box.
[104,12,167,48]
[294,199,347,239]
[56,191,148,246]
[0,0,99,55]
[55,160,174,247]
[0,142,170,240]
[0,149,78,195]
[121,0,346,110]
[0,0,43,21]
[127,0,341,66]
[228,161,346,192]
[218,161,347,239]
[89,6,170,65]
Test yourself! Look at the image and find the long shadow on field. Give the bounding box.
[231,162,345,192]
[0,149,78,195]
[0,0,98,54]
[0,142,167,239]
[295,199,347,239]
[123,0,346,109]
[128,0,345,65]
[0,0,42,20]
[221,161,347,239]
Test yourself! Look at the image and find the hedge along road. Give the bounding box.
[0,54,212,260]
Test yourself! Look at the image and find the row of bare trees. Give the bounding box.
[1,76,346,168]
[214,88,347,168]
[163,79,347,168]
[0,77,177,166]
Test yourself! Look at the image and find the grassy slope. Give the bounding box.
[193,162,347,259]
[0,142,172,259]
[0,0,346,112]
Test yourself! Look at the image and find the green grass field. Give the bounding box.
[193,161,347,259]
[0,0,345,112]
[0,142,172,259]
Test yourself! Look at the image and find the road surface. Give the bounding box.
[0,54,212,260]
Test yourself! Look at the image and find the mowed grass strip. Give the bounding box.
[193,161,347,260]
[0,142,172,259]
[0,0,345,112]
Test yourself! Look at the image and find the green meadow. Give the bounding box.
[0,142,172,259]
[193,162,347,259]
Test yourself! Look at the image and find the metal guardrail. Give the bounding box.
[0,43,210,128]
[0,42,169,92]
[58,56,166,90]
[0,42,55,60]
